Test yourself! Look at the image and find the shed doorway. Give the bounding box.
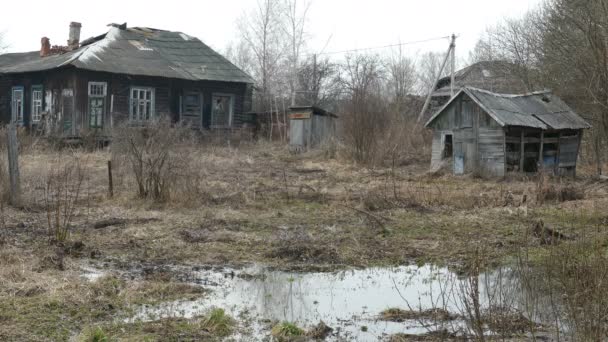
[442,134,453,160]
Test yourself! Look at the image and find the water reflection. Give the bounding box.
[129,265,475,340]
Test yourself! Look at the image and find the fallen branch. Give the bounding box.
[532,220,572,245]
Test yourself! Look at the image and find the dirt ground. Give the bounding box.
[1,141,607,341]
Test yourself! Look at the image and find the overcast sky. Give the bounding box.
[2,0,542,63]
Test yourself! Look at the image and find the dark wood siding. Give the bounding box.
[1,68,252,136]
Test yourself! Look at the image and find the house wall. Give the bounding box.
[0,68,253,137]
[0,68,76,134]
[428,93,505,177]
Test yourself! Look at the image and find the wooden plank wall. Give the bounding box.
[558,134,580,167]
[0,69,253,137]
[430,130,444,172]
[478,127,505,177]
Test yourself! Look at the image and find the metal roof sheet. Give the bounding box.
[425,87,591,130]
[0,27,253,84]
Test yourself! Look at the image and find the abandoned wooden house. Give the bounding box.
[425,61,529,122]
[0,22,254,138]
[425,87,591,177]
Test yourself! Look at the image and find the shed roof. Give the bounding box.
[425,87,591,130]
[289,106,338,118]
[0,26,253,84]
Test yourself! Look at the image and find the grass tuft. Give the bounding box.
[201,308,234,337]
[271,321,305,340]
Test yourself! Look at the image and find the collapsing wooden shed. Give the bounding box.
[425,87,591,177]
[289,106,337,151]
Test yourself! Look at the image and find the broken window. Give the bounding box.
[31,85,43,123]
[211,94,234,127]
[130,87,155,123]
[11,87,24,124]
[88,82,107,128]
[182,92,202,116]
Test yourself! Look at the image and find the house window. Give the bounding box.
[31,85,43,123]
[11,87,24,124]
[88,82,107,128]
[211,93,234,127]
[130,87,155,122]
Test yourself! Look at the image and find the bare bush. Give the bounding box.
[112,119,193,201]
[340,54,388,165]
[44,155,86,244]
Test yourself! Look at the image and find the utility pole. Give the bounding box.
[416,34,457,124]
[450,33,456,98]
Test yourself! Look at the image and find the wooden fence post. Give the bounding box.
[107,160,113,198]
[7,123,21,206]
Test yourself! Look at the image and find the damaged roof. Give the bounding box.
[433,60,529,97]
[425,87,591,130]
[0,26,253,84]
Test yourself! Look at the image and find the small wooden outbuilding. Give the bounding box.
[289,106,337,151]
[425,87,591,177]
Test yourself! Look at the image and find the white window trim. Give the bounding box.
[211,93,235,128]
[88,82,107,128]
[129,86,156,123]
[88,82,107,97]
[11,86,24,124]
[31,85,43,123]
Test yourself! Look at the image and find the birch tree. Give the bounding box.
[282,0,311,106]
[238,0,285,111]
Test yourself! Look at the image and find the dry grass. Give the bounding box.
[0,139,607,340]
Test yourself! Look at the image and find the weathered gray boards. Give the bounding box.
[425,87,590,177]
[289,106,337,151]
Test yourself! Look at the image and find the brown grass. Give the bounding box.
[0,139,607,340]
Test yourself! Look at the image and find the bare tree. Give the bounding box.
[238,0,286,111]
[416,51,449,95]
[470,14,542,91]
[0,31,7,52]
[297,55,341,109]
[532,0,608,175]
[385,45,417,114]
[340,53,387,164]
[224,39,254,77]
[282,0,311,106]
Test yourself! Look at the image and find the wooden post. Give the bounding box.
[7,123,21,206]
[107,160,113,198]
[519,130,525,172]
[539,131,544,172]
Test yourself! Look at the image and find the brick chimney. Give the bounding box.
[40,37,51,57]
[67,22,82,50]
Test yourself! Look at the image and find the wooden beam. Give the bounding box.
[7,123,20,206]
[555,131,562,175]
[539,131,544,171]
[519,130,525,172]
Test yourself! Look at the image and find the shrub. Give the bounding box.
[43,155,86,243]
[112,119,193,201]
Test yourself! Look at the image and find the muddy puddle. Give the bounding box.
[81,261,550,341]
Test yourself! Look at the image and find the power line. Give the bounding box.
[307,35,452,56]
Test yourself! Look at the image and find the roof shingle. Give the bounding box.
[0,27,253,84]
